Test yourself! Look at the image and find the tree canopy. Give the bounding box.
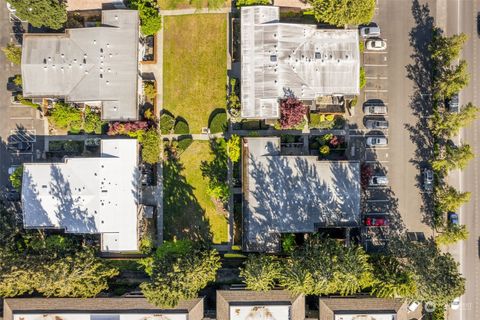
[430,30,467,69]
[279,98,308,129]
[435,60,470,99]
[140,128,161,164]
[2,43,22,65]
[279,236,374,296]
[436,224,469,246]
[7,0,66,30]
[430,103,479,138]
[370,255,417,299]
[226,134,241,163]
[140,247,221,308]
[308,0,376,26]
[0,234,119,298]
[434,185,471,216]
[128,0,162,36]
[240,255,281,292]
[432,143,474,172]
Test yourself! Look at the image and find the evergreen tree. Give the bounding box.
[240,255,281,292]
[308,0,376,26]
[7,0,66,30]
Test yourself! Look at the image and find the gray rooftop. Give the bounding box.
[21,10,139,121]
[240,6,360,119]
[319,297,408,320]
[243,137,361,252]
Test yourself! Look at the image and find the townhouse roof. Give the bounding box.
[240,6,360,119]
[3,298,204,320]
[21,139,139,252]
[216,290,305,320]
[21,10,139,121]
[319,297,408,320]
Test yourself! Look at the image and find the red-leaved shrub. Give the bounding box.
[279,98,308,129]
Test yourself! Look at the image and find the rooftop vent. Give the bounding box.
[315,52,321,59]
[270,55,277,62]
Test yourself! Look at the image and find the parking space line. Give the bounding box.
[365,199,390,203]
[364,51,388,54]
[363,64,388,67]
[366,76,388,80]
[10,117,34,120]
[365,160,390,163]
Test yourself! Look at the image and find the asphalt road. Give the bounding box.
[447,0,480,319]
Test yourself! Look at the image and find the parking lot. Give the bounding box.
[0,2,46,187]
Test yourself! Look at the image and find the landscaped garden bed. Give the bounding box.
[309,134,347,159]
[163,140,229,244]
[163,14,227,133]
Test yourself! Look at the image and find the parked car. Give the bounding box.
[451,297,460,310]
[365,119,389,129]
[364,216,389,226]
[366,136,387,147]
[363,105,387,115]
[423,168,434,192]
[369,175,389,187]
[360,25,381,38]
[446,93,459,113]
[366,39,387,51]
[448,212,459,225]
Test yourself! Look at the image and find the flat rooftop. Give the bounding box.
[243,137,360,252]
[21,10,139,121]
[240,6,360,119]
[21,139,139,252]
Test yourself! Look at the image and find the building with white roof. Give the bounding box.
[21,10,140,121]
[240,6,360,119]
[21,139,140,252]
[319,297,410,320]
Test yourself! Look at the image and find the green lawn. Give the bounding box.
[163,14,227,133]
[163,141,228,244]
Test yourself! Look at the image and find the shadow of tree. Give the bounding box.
[200,138,228,201]
[242,138,361,252]
[162,151,213,244]
[405,0,437,228]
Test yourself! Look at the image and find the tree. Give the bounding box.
[201,139,230,203]
[279,98,308,129]
[7,0,66,30]
[435,60,470,99]
[141,128,161,164]
[36,248,119,297]
[430,30,468,69]
[308,0,376,26]
[370,255,417,299]
[128,0,162,36]
[226,134,241,163]
[2,43,21,65]
[240,255,281,292]
[430,103,479,138]
[9,166,23,191]
[432,143,474,172]
[49,102,82,130]
[140,248,221,308]
[436,224,469,246]
[435,185,471,214]
[279,236,374,296]
[406,241,465,306]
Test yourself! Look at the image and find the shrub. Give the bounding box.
[174,119,190,134]
[226,134,241,163]
[282,233,296,253]
[279,98,308,129]
[83,107,103,134]
[236,0,270,6]
[177,137,193,152]
[16,95,39,109]
[9,166,23,191]
[160,113,175,134]
[209,111,227,133]
[207,183,230,203]
[2,43,21,65]
[141,128,161,164]
[108,121,149,137]
[320,145,330,155]
[325,114,335,121]
[310,113,335,129]
[360,67,366,89]
[240,255,281,292]
[49,102,82,130]
[128,0,162,36]
[13,75,22,87]
[359,41,365,53]
[144,82,156,101]
[350,96,358,107]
